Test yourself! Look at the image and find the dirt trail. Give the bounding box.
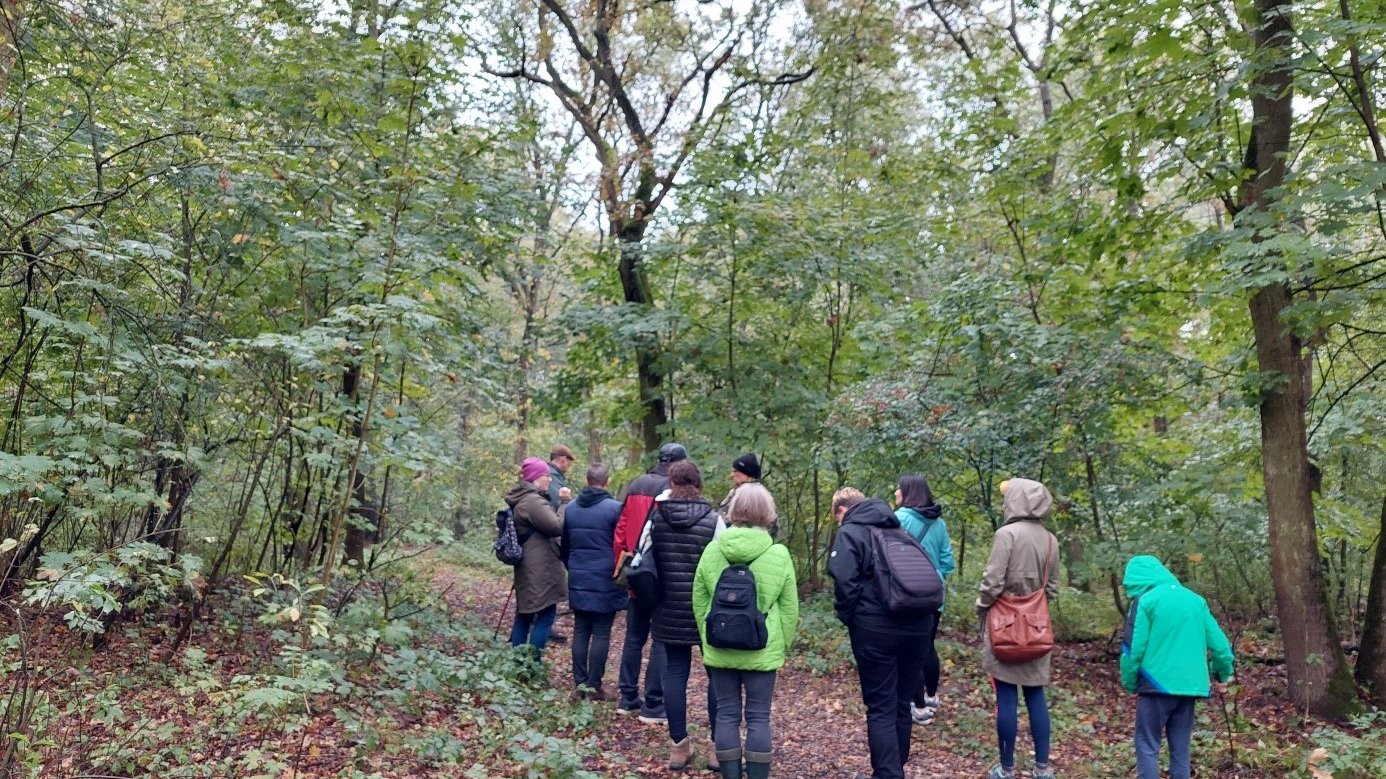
[436,558,1041,779]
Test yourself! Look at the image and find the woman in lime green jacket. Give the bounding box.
[693,483,799,779]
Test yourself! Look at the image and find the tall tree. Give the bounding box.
[481,0,807,451]
[1239,0,1357,717]
[0,0,19,97]
[1361,493,1386,704]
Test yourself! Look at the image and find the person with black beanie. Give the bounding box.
[718,453,761,517]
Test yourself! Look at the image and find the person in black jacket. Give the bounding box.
[560,464,628,701]
[649,459,725,771]
[614,442,687,721]
[827,488,935,779]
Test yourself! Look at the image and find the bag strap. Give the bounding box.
[1037,534,1055,598]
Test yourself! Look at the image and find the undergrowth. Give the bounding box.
[1,547,612,778]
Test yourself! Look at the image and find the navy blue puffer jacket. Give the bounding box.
[561,488,629,614]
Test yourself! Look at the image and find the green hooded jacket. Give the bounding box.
[1120,556,1235,697]
[692,526,800,672]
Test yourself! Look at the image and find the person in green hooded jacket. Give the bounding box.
[693,483,799,779]
[1120,555,1235,779]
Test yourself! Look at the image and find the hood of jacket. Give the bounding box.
[897,505,941,527]
[1123,555,1180,599]
[716,526,774,564]
[575,486,612,508]
[505,480,545,508]
[658,498,715,529]
[1002,478,1052,523]
[843,498,900,529]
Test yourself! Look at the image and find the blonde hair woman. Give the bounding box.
[693,484,798,779]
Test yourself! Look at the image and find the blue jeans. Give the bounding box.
[617,599,666,715]
[709,667,776,759]
[571,609,616,690]
[510,604,557,651]
[662,642,716,744]
[1136,694,1195,779]
[994,680,1050,770]
[849,621,931,779]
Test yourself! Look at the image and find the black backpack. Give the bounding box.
[493,508,532,566]
[705,563,769,651]
[868,526,944,616]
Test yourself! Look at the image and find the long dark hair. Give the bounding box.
[897,474,936,511]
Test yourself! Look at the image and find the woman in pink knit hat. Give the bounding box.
[507,456,568,652]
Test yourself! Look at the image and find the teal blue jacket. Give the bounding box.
[1120,556,1235,697]
[895,506,955,609]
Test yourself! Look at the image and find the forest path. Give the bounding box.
[432,554,1120,779]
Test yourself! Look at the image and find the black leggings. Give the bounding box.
[913,610,942,705]
[663,642,716,744]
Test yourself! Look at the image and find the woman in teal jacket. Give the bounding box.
[894,474,955,724]
[693,483,799,779]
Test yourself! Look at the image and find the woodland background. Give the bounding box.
[2,0,1386,776]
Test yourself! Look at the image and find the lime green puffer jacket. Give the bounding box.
[1120,556,1235,697]
[692,527,800,672]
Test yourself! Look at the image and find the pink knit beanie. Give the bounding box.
[520,457,549,483]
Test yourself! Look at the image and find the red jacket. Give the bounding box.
[613,467,671,564]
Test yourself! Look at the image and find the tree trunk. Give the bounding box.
[616,226,667,452]
[0,0,21,98]
[1241,0,1358,719]
[586,413,601,464]
[513,274,539,465]
[341,362,379,568]
[1357,493,1386,706]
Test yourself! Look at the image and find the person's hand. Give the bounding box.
[1213,678,1232,695]
[559,486,572,502]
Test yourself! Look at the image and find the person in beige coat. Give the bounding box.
[976,478,1061,779]
[507,456,568,653]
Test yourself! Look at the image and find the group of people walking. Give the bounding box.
[499,444,1236,779]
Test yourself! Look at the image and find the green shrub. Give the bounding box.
[790,592,855,675]
[1306,712,1386,778]
[1051,588,1122,642]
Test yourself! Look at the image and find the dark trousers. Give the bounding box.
[994,680,1050,770]
[663,642,717,744]
[571,609,616,690]
[617,598,665,715]
[709,667,776,757]
[1135,694,1195,779]
[848,619,931,779]
[913,610,943,704]
[510,604,557,651]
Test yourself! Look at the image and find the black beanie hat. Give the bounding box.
[732,453,761,480]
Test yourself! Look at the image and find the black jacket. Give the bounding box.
[827,498,930,635]
[624,464,671,500]
[650,498,722,646]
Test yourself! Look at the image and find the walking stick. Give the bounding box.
[1217,685,1238,770]
[493,585,514,641]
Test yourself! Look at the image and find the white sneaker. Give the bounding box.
[910,703,935,725]
[923,694,940,712]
